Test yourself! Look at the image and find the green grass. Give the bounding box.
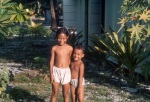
[84,83,149,102]
[0,69,149,102]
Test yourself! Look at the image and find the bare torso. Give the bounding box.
[53,44,73,68]
[70,60,83,79]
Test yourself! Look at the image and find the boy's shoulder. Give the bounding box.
[71,60,84,66]
[80,61,84,66]
[78,61,84,69]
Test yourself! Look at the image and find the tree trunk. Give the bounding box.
[50,0,57,30]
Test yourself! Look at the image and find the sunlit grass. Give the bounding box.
[85,82,149,102]
[0,70,148,102]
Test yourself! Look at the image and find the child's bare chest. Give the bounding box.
[71,63,80,71]
[55,48,70,55]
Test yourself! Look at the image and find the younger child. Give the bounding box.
[70,45,85,102]
[50,28,73,102]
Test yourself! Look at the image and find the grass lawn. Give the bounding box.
[0,71,149,102]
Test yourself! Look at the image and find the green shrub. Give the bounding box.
[34,57,48,73]
[28,25,51,38]
[92,0,150,87]
[25,19,51,38]
[0,67,11,98]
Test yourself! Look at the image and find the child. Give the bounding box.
[70,45,85,102]
[50,28,73,102]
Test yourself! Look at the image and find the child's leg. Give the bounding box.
[71,85,78,102]
[51,82,60,102]
[78,86,85,102]
[62,83,70,102]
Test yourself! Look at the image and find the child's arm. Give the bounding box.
[49,46,55,83]
[69,46,73,64]
[77,63,84,93]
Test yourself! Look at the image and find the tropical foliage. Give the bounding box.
[1,0,29,23]
[25,19,51,37]
[0,67,11,98]
[92,0,150,87]
[67,28,84,47]
[87,35,108,69]
[8,3,29,23]
[0,0,30,39]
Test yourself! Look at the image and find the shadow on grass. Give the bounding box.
[0,37,56,64]
[7,87,45,102]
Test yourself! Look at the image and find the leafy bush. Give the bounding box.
[26,19,51,38]
[34,57,48,73]
[0,8,12,39]
[92,0,150,87]
[141,62,150,82]
[0,0,29,39]
[0,67,11,98]
[87,35,108,69]
[66,27,84,47]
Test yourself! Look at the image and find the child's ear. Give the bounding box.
[82,54,85,58]
[67,36,69,39]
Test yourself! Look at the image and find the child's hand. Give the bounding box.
[77,87,81,94]
[50,75,54,83]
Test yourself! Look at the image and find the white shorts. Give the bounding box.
[53,66,71,85]
[70,78,85,88]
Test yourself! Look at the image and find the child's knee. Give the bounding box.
[52,91,59,97]
[63,92,69,98]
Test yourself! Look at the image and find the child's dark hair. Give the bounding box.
[56,27,69,38]
[74,45,84,53]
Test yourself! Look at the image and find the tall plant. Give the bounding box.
[0,1,15,39]
[5,3,29,23]
[88,35,108,69]
[0,9,9,39]
[0,0,30,39]
[93,0,150,87]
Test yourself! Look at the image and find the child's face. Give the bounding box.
[73,49,84,61]
[57,33,68,46]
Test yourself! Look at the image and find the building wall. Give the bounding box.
[88,0,102,35]
[63,0,77,27]
[63,0,123,41]
[105,0,123,32]
[63,0,86,46]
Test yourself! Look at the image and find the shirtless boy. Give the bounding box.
[70,45,85,102]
